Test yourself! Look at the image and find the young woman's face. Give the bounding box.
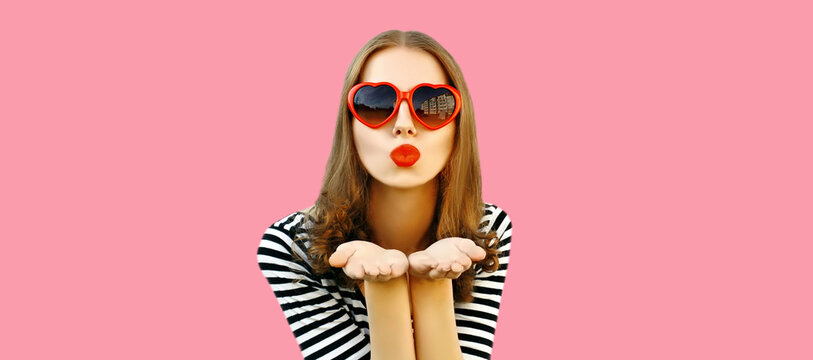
[353,47,456,189]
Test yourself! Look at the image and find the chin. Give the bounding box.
[379,178,431,189]
[374,171,438,190]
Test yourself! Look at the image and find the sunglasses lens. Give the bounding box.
[412,86,457,128]
[352,84,397,126]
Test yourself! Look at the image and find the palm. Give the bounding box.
[328,240,409,282]
[407,237,487,279]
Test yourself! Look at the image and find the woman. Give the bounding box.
[257,30,512,360]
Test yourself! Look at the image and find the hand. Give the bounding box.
[328,240,409,282]
[407,237,487,280]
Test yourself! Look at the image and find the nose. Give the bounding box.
[392,98,417,136]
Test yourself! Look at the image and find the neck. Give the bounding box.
[367,177,439,256]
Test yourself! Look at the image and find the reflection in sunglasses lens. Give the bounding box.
[354,85,397,125]
[412,86,456,128]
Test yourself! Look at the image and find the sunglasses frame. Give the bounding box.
[347,81,462,130]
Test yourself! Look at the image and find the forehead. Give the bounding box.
[359,47,448,91]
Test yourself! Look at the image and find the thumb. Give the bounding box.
[329,244,356,268]
[457,239,487,261]
[408,252,437,274]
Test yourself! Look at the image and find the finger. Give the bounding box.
[346,263,364,280]
[441,262,457,279]
[329,244,356,268]
[451,262,465,273]
[371,270,395,282]
[378,264,391,276]
[408,252,437,274]
[362,263,379,277]
[457,239,487,261]
[391,261,408,277]
[456,255,472,269]
[429,266,450,279]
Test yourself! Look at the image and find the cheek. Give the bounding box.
[418,128,455,170]
[436,126,455,158]
[353,122,372,154]
[353,126,372,156]
[352,121,387,165]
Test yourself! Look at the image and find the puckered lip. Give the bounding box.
[390,144,420,167]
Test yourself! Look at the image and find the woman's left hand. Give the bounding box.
[407,237,487,280]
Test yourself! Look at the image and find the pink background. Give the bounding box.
[2,0,811,359]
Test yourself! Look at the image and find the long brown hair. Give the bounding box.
[297,30,499,302]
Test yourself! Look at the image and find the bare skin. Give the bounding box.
[325,178,486,360]
[328,236,487,293]
[323,46,481,359]
[329,240,409,282]
[328,230,486,360]
[408,237,487,279]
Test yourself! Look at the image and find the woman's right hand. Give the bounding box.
[328,240,409,282]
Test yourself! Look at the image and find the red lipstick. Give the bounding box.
[390,144,420,167]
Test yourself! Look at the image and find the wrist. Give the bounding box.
[409,276,454,304]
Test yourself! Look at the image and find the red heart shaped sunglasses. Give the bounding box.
[347,82,462,130]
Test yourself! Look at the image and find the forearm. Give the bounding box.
[364,275,416,360]
[409,276,463,360]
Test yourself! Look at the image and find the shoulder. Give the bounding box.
[474,202,512,276]
[481,202,513,243]
[257,210,316,268]
[271,209,314,233]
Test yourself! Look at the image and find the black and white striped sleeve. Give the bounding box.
[257,214,371,360]
[454,204,512,360]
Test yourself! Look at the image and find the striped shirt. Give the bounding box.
[257,202,512,360]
